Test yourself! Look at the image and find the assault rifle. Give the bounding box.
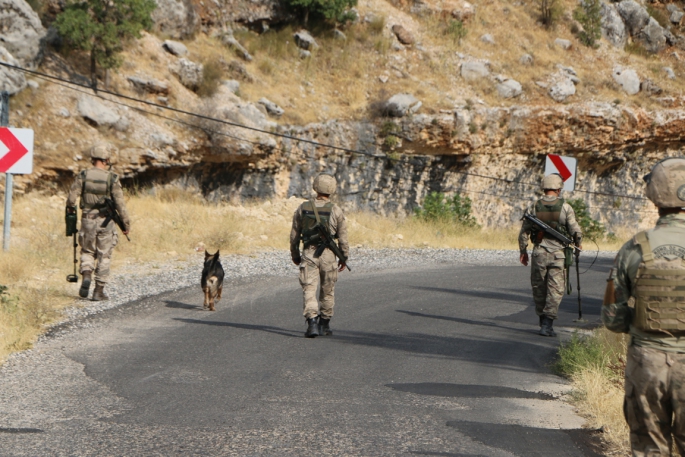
[311,224,351,271]
[523,212,584,320]
[101,198,130,241]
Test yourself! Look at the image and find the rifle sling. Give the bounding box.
[310,199,322,225]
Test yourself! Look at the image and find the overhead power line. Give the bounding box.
[0,61,650,202]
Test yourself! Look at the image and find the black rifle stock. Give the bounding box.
[523,212,583,319]
[312,224,351,271]
[102,198,130,241]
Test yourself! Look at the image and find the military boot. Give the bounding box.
[305,316,319,338]
[79,271,92,298]
[318,317,332,336]
[92,283,109,301]
[539,316,557,337]
[539,315,544,327]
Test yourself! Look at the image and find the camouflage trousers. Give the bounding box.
[79,212,118,285]
[299,246,338,320]
[624,345,685,457]
[530,247,566,319]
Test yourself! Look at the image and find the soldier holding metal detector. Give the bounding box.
[518,173,583,336]
[65,143,130,301]
[290,173,350,338]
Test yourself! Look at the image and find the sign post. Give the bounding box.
[544,154,578,192]
[0,91,34,251]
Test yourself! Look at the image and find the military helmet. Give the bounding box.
[644,157,685,208]
[542,173,564,190]
[313,173,337,195]
[89,143,112,161]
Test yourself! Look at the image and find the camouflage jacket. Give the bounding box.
[66,167,131,231]
[602,213,685,353]
[518,196,582,254]
[289,198,349,261]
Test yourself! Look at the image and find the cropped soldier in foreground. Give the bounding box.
[290,173,349,338]
[519,174,582,336]
[603,157,685,457]
[66,143,130,301]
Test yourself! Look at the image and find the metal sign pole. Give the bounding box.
[1,91,11,252]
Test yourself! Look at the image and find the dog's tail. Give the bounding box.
[207,276,219,291]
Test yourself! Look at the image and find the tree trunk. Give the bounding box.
[90,50,97,92]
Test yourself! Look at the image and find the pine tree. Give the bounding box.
[55,0,156,87]
[286,0,358,26]
[574,0,602,48]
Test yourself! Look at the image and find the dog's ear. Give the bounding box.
[213,250,220,261]
[205,250,212,259]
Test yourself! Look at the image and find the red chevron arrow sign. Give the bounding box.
[544,154,577,191]
[0,128,33,174]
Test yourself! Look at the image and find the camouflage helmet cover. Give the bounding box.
[89,143,112,161]
[644,157,685,208]
[542,173,564,190]
[313,173,337,195]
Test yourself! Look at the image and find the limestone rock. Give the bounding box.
[258,98,284,117]
[333,29,347,41]
[169,58,203,91]
[221,34,253,62]
[127,75,170,95]
[162,40,188,56]
[77,96,120,127]
[226,60,254,82]
[151,0,199,39]
[223,79,240,94]
[460,61,490,80]
[601,2,627,48]
[385,93,421,117]
[671,10,684,24]
[617,1,650,36]
[554,38,572,50]
[480,33,495,44]
[639,17,667,53]
[519,54,534,65]
[641,78,663,96]
[549,79,576,102]
[497,79,522,99]
[299,49,311,59]
[0,0,47,69]
[0,46,26,95]
[612,66,640,95]
[664,66,676,79]
[293,30,318,50]
[452,1,475,21]
[392,24,414,45]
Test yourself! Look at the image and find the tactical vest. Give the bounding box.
[533,197,569,239]
[633,231,685,333]
[80,168,116,211]
[301,200,334,247]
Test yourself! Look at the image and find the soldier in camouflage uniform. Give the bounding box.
[66,143,130,301]
[519,174,583,336]
[290,173,349,338]
[603,157,685,457]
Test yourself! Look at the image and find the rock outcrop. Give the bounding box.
[0,0,47,69]
[151,0,200,39]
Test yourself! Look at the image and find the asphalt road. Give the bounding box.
[0,256,613,456]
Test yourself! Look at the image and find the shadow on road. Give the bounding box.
[165,300,201,310]
[388,382,554,400]
[409,286,533,306]
[396,310,533,335]
[173,318,301,338]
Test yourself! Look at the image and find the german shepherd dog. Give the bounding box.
[201,250,224,311]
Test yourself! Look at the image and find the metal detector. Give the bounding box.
[573,250,586,323]
[66,232,78,283]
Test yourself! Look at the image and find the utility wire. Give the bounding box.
[2,61,651,202]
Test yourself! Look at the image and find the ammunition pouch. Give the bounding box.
[65,208,78,237]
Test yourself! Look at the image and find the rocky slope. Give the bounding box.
[1,0,680,231]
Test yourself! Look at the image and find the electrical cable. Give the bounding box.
[579,238,601,275]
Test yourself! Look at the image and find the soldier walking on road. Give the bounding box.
[290,173,349,338]
[603,157,685,457]
[518,174,582,336]
[66,143,130,301]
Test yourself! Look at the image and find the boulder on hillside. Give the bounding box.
[664,66,676,79]
[0,0,47,69]
[385,93,421,117]
[127,75,170,95]
[549,78,575,102]
[641,78,663,96]
[612,66,640,95]
[221,34,253,62]
[519,54,534,65]
[258,98,284,117]
[554,38,572,50]
[480,33,495,44]
[601,3,627,48]
[293,30,318,50]
[0,46,26,95]
[392,25,414,45]
[671,10,684,24]
[169,58,203,91]
[460,61,490,80]
[453,1,475,21]
[639,18,667,53]
[617,1,650,36]
[162,40,188,56]
[222,79,240,94]
[77,96,120,127]
[333,29,347,41]
[151,0,199,39]
[496,79,522,99]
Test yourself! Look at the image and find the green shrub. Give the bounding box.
[646,5,669,28]
[414,192,479,228]
[286,0,358,25]
[573,0,602,47]
[567,198,606,242]
[368,15,386,35]
[536,0,562,28]
[198,60,224,98]
[444,19,467,45]
[554,330,626,383]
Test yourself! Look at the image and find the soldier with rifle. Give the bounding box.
[290,173,349,338]
[66,143,131,301]
[518,173,583,336]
